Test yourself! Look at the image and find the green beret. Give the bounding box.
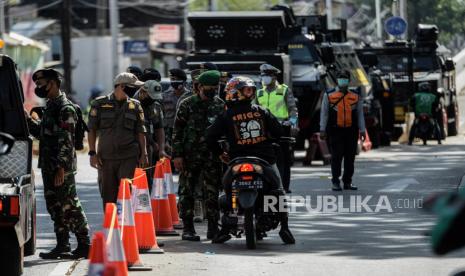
[198,70,220,86]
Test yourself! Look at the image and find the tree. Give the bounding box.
[189,0,287,12]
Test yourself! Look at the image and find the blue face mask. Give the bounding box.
[337,78,349,87]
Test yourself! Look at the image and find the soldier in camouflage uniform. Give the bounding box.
[134,80,169,191]
[172,70,225,241]
[26,69,90,259]
[162,69,190,152]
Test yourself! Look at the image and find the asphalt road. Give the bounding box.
[23,98,465,276]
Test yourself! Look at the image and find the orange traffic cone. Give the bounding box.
[117,179,152,271]
[103,263,123,276]
[132,168,164,254]
[162,158,183,229]
[151,162,179,236]
[102,203,128,276]
[88,232,107,276]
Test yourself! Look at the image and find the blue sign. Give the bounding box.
[123,40,149,56]
[384,16,407,36]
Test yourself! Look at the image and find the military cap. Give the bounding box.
[127,65,143,79]
[336,69,351,80]
[32,68,62,82]
[260,63,281,75]
[114,72,144,87]
[198,70,221,86]
[141,68,161,82]
[143,80,163,100]
[200,62,218,71]
[169,68,187,81]
[191,69,206,81]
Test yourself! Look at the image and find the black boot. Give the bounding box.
[71,233,91,259]
[279,214,295,244]
[332,182,342,191]
[343,183,358,190]
[39,232,71,259]
[212,228,231,244]
[182,218,200,241]
[207,219,219,240]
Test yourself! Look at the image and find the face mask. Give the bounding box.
[262,76,273,86]
[123,86,138,98]
[34,83,49,98]
[171,81,184,90]
[337,78,350,88]
[202,88,217,99]
[141,97,155,107]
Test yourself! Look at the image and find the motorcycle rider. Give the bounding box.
[408,82,442,145]
[206,76,295,244]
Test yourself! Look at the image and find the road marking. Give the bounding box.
[379,178,420,193]
[49,261,77,276]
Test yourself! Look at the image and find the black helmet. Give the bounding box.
[224,76,256,103]
[419,82,431,92]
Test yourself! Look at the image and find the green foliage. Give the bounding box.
[189,0,286,11]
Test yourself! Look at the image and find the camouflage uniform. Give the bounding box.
[162,86,190,147]
[172,94,224,221]
[134,93,164,191]
[27,92,90,239]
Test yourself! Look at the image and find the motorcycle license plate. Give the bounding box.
[233,179,263,189]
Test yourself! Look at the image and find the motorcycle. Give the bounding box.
[416,113,434,145]
[216,138,295,249]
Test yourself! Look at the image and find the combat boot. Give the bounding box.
[181,218,200,241]
[39,232,72,259]
[70,232,91,259]
[279,214,295,245]
[206,219,219,240]
[193,200,204,223]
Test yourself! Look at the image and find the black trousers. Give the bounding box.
[408,118,442,144]
[277,141,292,191]
[328,127,359,185]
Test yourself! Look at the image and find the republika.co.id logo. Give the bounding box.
[264,195,423,213]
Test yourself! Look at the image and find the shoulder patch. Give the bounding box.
[326,88,336,94]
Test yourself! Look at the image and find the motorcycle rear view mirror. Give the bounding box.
[0,132,15,156]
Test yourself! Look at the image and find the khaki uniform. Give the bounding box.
[88,94,146,204]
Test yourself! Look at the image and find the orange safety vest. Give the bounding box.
[327,89,360,128]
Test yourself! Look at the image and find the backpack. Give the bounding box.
[54,100,88,151]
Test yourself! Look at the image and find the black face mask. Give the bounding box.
[123,86,138,98]
[203,88,217,99]
[171,81,184,90]
[34,83,49,98]
[141,97,156,107]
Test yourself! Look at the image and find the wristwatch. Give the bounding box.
[88,150,96,156]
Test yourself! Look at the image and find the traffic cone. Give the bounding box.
[161,158,183,229]
[151,162,179,236]
[117,179,152,271]
[103,263,122,276]
[102,203,128,276]
[132,168,164,254]
[88,232,106,276]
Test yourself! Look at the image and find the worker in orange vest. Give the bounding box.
[320,70,366,191]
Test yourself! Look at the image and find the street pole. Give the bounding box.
[375,0,382,40]
[109,0,119,78]
[208,0,218,11]
[96,0,107,36]
[0,0,5,54]
[61,0,72,95]
[399,0,407,39]
[326,0,332,30]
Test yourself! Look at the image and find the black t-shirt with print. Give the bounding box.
[207,102,283,164]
